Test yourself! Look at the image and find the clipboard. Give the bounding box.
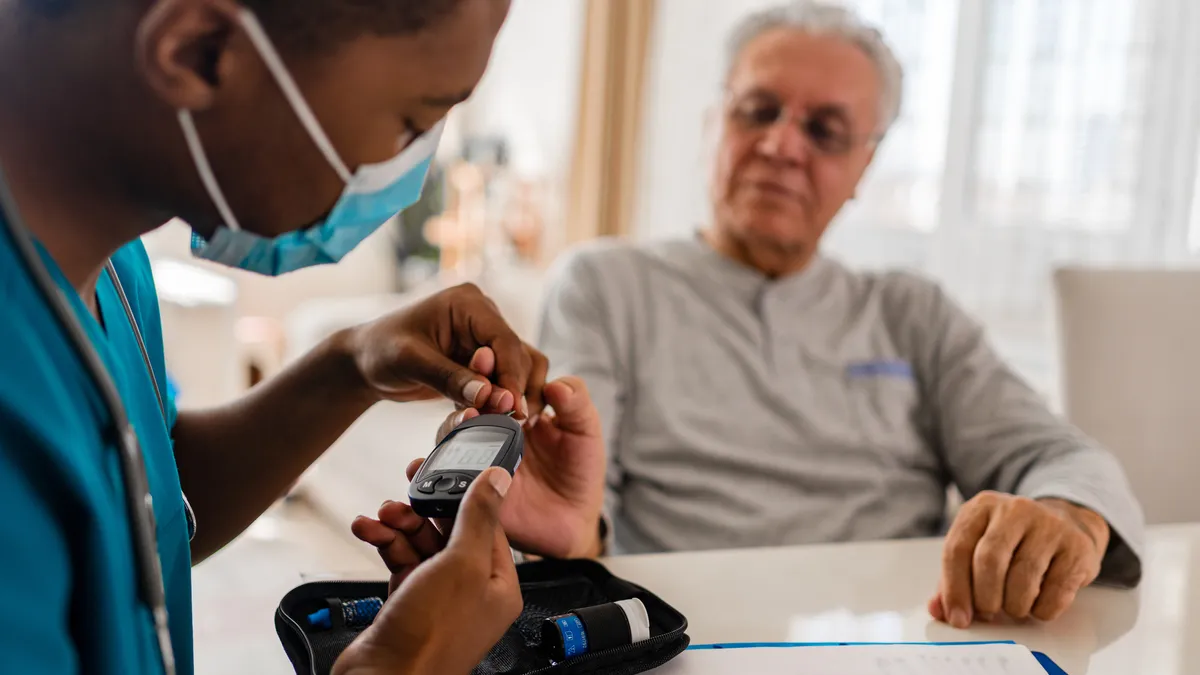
[685,641,1068,674]
[1034,651,1069,675]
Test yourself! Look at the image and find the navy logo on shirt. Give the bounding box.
[845,360,913,379]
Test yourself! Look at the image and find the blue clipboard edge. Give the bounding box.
[687,642,1067,674]
[1034,651,1069,675]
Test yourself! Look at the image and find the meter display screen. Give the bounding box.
[425,428,510,472]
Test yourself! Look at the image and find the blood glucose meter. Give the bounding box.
[408,413,524,518]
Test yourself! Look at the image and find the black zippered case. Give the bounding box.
[275,558,690,675]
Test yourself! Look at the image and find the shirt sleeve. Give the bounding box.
[537,249,628,552]
[0,407,80,674]
[917,281,1146,587]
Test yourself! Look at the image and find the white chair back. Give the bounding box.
[1055,267,1200,524]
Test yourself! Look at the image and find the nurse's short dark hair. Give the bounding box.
[243,0,467,51]
[25,0,467,50]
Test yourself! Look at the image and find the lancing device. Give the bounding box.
[307,597,383,630]
[408,412,524,518]
[541,598,652,661]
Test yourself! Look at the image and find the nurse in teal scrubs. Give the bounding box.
[0,1,606,674]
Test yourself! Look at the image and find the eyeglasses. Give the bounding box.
[726,91,880,156]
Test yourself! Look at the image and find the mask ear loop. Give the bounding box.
[179,109,244,233]
[238,8,353,184]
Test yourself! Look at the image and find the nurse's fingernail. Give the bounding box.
[463,380,486,405]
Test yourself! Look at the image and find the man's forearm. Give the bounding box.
[173,328,378,562]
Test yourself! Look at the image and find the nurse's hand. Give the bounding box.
[929,492,1110,628]
[351,375,606,575]
[332,468,522,675]
[348,283,549,417]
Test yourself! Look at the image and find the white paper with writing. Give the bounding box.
[647,643,1048,675]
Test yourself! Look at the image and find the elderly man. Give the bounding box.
[538,1,1144,629]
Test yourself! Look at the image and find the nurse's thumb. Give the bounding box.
[446,468,511,557]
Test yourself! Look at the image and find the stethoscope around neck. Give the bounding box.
[0,160,191,675]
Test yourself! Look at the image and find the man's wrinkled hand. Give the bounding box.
[930,492,1110,628]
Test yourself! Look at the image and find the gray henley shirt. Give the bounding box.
[538,237,1144,587]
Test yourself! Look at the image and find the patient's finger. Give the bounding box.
[406,458,425,482]
[971,516,1026,618]
[378,500,445,559]
[927,593,946,622]
[435,408,482,445]
[940,503,991,628]
[351,515,425,588]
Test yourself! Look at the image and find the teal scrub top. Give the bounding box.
[0,212,195,674]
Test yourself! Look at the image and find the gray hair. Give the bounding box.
[725,1,905,133]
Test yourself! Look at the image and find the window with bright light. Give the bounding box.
[837,0,959,232]
[968,0,1149,232]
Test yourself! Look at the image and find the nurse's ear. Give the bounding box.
[134,0,247,112]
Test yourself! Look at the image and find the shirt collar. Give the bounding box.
[666,232,838,309]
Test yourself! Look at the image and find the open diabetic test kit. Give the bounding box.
[275,559,691,675]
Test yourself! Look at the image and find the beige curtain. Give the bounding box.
[565,0,657,243]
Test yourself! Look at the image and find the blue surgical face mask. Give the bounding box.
[180,9,445,276]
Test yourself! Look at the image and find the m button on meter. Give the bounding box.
[417,477,438,494]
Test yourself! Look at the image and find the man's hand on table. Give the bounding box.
[930,491,1111,628]
[351,352,606,593]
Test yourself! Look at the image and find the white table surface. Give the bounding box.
[605,524,1200,675]
[201,521,1198,674]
